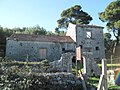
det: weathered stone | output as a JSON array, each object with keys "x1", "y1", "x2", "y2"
[
  {"x1": 71, "y1": 81, "x2": 75, "y2": 84},
  {"x1": 49, "y1": 52, "x2": 74, "y2": 73},
  {"x1": 34, "y1": 72, "x2": 82, "y2": 89},
  {"x1": 76, "y1": 80, "x2": 81, "y2": 85},
  {"x1": 82, "y1": 52, "x2": 101, "y2": 76}
]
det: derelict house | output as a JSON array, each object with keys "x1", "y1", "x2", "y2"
[{"x1": 6, "y1": 23, "x2": 105, "y2": 62}]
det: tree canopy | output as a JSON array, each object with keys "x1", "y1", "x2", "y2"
[
  {"x1": 0, "y1": 25, "x2": 49, "y2": 37},
  {"x1": 99, "y1": 0, "x2": 120, "y2": 43},
  {"x1": 57, "y1": 5, "x2": 93, "y2": 29},
  {"x1": 104, "y1": 33, "x2": 115, "y2": 59},
  {"x1": 0, "y1": 25, "x2": 67, "y2": 37}
]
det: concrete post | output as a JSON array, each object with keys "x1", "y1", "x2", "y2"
[
  {"x1": 97, "y1": 59, "x2": 108, "y2": 90},
  {"x1": 83, "y1": 57, "x2": 87, "y2": 74}
]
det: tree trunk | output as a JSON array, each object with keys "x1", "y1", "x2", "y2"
[
  {"x1": 116, "y1": 36, "x2": 119, "y2": 44},
  {"x1": 118, "y1": 29, "x2": 120, "y2": 44},
  {"x1": 113, "y1": 30, "x2": 119, "y2": 44}
]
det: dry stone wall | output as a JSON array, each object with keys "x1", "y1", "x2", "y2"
[
  {"x1": 83, "y1": 53, "x2": 101, "y2": 76},
  {"x1": 50, "y1": 52, "x2": 74, "y2": 73},
  {"x1": 30, "y1": 72, "x2": 82, "y2": 90}
]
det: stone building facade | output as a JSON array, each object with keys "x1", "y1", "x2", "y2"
[
  {"x1": 6, "y1": 34, "x2": 75, "y2": 61},
  {"x1": 66, "y1": 23, "x2": 105, "y2": 61},
  {"x1": 66, "y1": 23, "x2": 105, "y2": 76},
  {"x1": 6, "y1": 23, "x2": 105, "y2": 63}
]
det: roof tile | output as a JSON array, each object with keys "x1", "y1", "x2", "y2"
[{"x1": 8, "y1": 34, "x2": 74, "y2": 43}]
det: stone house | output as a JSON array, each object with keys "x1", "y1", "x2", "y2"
[
  {"x1": 6, "y1": 23, "x2": 105, "y2": 62},
  {"x1": 66, "y1": 23, "x2": 105, "y2": 75},
  {"x1": 66, "y1": 23, "x2": 105, "y2": 61},
  {"x1": 6, "y1": 34, "x2": 75, "y2": 61}
]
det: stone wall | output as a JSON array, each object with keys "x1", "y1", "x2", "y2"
[
  {"x1": 50, "y1": 52, "x2": 74, "y2": 73},
  {"x1": 6, "y1": 40, "x2": 75, "y2": 61},
  {"x1": 67, "y1": 23, "x2": 105, "y2": 61},
  {"x1": 83, "y1": 52, "x2": 101, "y2": 76},
  {"x1": 38, "y1": 72, "x2": 81, "y2": 85},
  {"x1": 22, "y1": 72, "x2": 82, "y2": 90},
  {"x1": 0, "y1": 60, "x2": 82, "y2": 90},
  {"x1": 76, "y1": 26, "x2": 105, "y2": 60}
]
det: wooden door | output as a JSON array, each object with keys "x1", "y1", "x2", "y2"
[{"x1": 39, "y1": 48, "x2": 46, "y2": 59}]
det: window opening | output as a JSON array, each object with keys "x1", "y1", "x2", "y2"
[
  {"x1": 96, "y1": 47, "x2": 99, "y2": 50},
  {"x1": 86, "y1": 31, "x2": 92, "y2": 38},
  {"x1": 62, "y1": 48, "x2": 65, "y2": 51}
]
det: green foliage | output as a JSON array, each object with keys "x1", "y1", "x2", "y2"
[
  {"x1": 87, "y1": 77, "x2": 99, "y2": 88},
  {"x1": 0, "y1": 25, "x2": 48, "y2": 37},
  {"x1": 46, "y1": 31, "x2": 55, "y2": 35},
  {"x1": 54, "y1": 27, "x2": 66, "y2": 36},
  {"x1": 57, "y1": 5, "x2": 93, "y2": 29},
  {"x1": 40, "y1": 59, "x2": 51, "y2": 72},
  {"x1": 99, "y1": 0, "x2": 120, "y2": 42},
  {"x1": 0, "y1": 24, "x2": 67, "y2": 38},
  {"x1": 41, "y1": 59, "x2": 49, "y2": 64},
  {"x1": 98, "y1": 64, "x2": 120, "y2": 68},
  {"x1": 109, "y1": 85, "x2": 120, "y2": 90},
  {"x1": 86, "y1": 76, "x2": 120, "y2": 90},
  {"x1": 104, "y1": 33, "x2": 115, "y2": 59},
  {"x1": 24, "y1": 25, "x2": 47, "y2": 35}
]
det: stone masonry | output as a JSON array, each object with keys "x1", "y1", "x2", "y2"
[
  {"x1": 50, "y1": 52, "x2": 74, "y2": 73},
  {"x1": 83, "y1": 52, "x2": 101, "y2": 76}
]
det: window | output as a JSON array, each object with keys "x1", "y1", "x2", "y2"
[
  {"x1": 79, "y1": 45, "x2": 83, "y2": 49},
  {"x1": 96, "y1": 47, "x2": 99, "y2": 50},
  {"x1": 62, "y1": 48, "x2": 65, "y2": 51},
  {"x1": 86, "y1": 31, "x2": 92, "y2": 38},
  {"x1": 88, "y1": 49, "x2": 91, "y2": 52},
  {"x1": 39, "y1": 48, "x2": 47, "y2": 59},
  {"x1": 9, "y1": 52, "x2": 11, "y2": 54},
  {"x1": 20, "y1": 43, "x2": 22, "y2": 46},
  {"x1": 72, "y1": 56, "x2": 76, "y2": 63}
]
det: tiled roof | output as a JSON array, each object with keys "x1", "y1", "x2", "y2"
[{"x1": 8, "y1": 34, "x2": 74, "y2": 43}]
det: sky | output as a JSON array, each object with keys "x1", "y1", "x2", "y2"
[{"x1": 0, "y1": 0, "x2": 113, "y2": 32}]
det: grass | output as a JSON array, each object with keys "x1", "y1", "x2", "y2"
[
  {"x1": 87, "y1": 77, "x2": 120, "y2": 90},
  {"x1": 98, "y1": 64, "x2": 120, "y2": 67},
  {"x1": 87, "y1": 77, "x2": 99, "y2": 87},
  {"x1": 0, "y1": 60, "x2": 43, "y2": 66},
  {"x1": 108, "y1": 85, "x2": 120, "y2": 90},
  {"x1": 98, "y1": 64, "x2": 120, "y2": 70}
]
